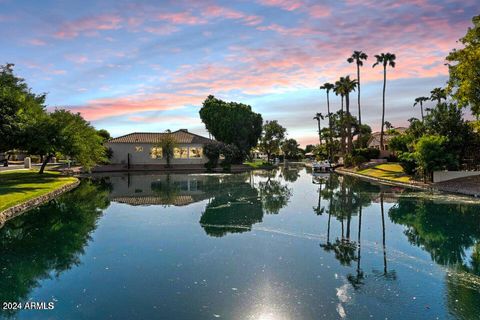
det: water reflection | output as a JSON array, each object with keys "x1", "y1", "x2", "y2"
[
  {"x1": 1, "y1": 168, "x2": 480, "y2": 319},
  {"x1": 0, "y1": 179, "x2": 110, "y2": 318}
]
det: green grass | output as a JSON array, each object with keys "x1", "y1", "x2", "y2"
[
  {"x1": 356, "y1": 163, "x2": 412, "y2": 183},
  {"x1": 0, "y1": 170, "x2": 78, "y2": 212},
  {"x1": 244, "y1": 160, "x2": 275, "y2": 169}
]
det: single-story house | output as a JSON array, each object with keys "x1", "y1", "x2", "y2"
[
  {"x1": 367, "y1": 127, "x2": 407, "y2": 151},
  {"x1": 106, "y1": 129, "x2": 214, "y2": 166}
]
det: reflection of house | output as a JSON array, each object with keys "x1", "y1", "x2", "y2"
[
  {"x1": 106, "y1": 129, "x2": 214, "y2": 166},
  {"x1": 107, "y1": 173, "x2": 212, "y2": 206},
  {"x1": 367, "y1": 127, "x2": 407, "y2": 152}
]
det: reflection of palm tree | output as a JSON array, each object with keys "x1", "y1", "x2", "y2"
[
  {"x1": 376, "y1": 192, "x2": 396, "y2": 280},
  {"x1": 347, "y1": 204, "x2": 364, "y2": 289},
  {"x1": 313, "y1": 179, "x2": 325, "y2": 215}
]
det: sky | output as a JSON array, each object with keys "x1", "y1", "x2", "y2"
[{"x1": 1, "y1": 0, "x2": 479, "y2": 146}]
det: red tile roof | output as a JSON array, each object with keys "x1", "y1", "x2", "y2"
[{"x1": 107, "y1": 130, "x2": 214, "y2": 144}]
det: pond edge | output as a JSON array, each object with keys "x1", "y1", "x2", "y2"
[{"x1": 0, "y1": 179, "x2": 80, "y2": 228}]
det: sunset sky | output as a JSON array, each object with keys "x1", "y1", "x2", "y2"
[{"x1": 1, "y1": 0, "x2": 478, "y2": 146}]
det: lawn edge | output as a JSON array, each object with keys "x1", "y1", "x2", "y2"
[
  {"x1": 335, "y1": 167, "x2": 430, "y2": 190},
  {"x1": 0, "y1": 178, "x2": 80, "y2": 228}
]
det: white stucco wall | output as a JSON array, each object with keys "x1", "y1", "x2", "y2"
[
  {"x1": 433, "y1": 171, "x2": 480, "y2": 183},
  {"x1": 106, "y1": 143, "x2": 208, "y2": 165}
]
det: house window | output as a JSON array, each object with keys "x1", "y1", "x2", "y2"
[
  {"x1": 174, "y1": 147, "x2": 188, "y2": 159},
  {"x1": 135, "y1": 146, "x2": 143, "y2": 152},
  {"x1": 150, "y1": 147, "x2": 163, "y2": 159},
  {"x1": 189, "y1": 147, "x2": 203, "y2": 158}
]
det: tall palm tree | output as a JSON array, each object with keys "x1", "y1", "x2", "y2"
[
  {"x1": 430, "y1": 87, "x2": 447, "y2": 105},
  {"x1": 347, "y1": 51, "x2": 368, "y2": 146},
  {"x1": 313, "y1": 112, "x2": 324, "y2": 145},
  {"x1": 320, "y1": 82, "x2": 335, "y2": 160},
  {"x1": 373, "y1": 53, "x2": 396, "y2": 151},
  {"x1": 413, "y1": 96, "x2": 429, "y2": 122},
  {"x1": 337, "y1": 76, "x2": 358, "y2": 154},
  {"x1": 334, "y1": 78, "x2": 346, "y2": 155}
]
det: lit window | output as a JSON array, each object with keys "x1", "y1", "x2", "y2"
[
  {"x1": 150, "y1": 147, "x2": 163, "y2": 159},
  {"x1": 135, "y1": 146, "x2": 143, "y2": 152},
  {"x1": 174, "y1": 147, "x2": 188, "y2": 159},
  {"x1": 189, "y1": 147, "x2": 203, "y2": 158}
]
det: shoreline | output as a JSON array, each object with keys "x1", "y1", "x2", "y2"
[
  {"x1": 335, "y1": 167, "x2": 480, "y2": 199},
  {"x1": 0, "y1": 179, "x2": 80, "y2": 228}
]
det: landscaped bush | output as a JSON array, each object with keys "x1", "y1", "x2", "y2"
[
  {"x1": 204, "y1": 142, "x2": 223, "y2": 168},
  {"x1": 344, "y1": 154, "x2": 354, "y2": 167},
  {"x1": 353, "y1": 148, "x2": 380, "y2": 160},
  {"x1": 398, "y1": 152, "x2": 417, "y2": 175},
  {"x1": 221, "y1": 143, "x2": 240, "y2": 166},
  {"x1": 353, "y1": 155, "x2": 368, "y2": 167}
]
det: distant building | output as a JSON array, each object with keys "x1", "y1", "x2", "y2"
[
  {"x1": 367, "y1": 127, "x2": 407, "y2": 151},
  {"x1": 106, "y1": 129, "x2": 214, "y2": 166}
]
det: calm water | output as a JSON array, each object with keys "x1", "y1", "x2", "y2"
[{"x1": 1, "y1": 167, "x2": 480, "y2": 319}]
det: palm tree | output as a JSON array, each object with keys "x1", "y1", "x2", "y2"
[
  {"x1": 337, "y1": 76, "x2": 358, "y2": 154},
  {"x1": 413, "y1": 96, "x2": 429, "y2": 122},
  {"x1": 373, "y1": 53, "x2": 396, "y2": 151},
  {"x1": 334, "y1": 78, "x2": 346, "y2": 155},
  {"x1": 313, "y1": 112, "x2": 324, "y2": 145},
  {"x1": 347, "y1": 51, "x2": 368, "y2": 146},
  {"x1": 320, "y1": 82, "x2": 335, "y2": 161},
  {"x1": 430, "y1": 87, "x2": 447, "y2": 105}
]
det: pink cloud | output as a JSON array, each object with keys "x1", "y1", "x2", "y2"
[
  {"x1": 55, "y1": 14, "x2": 122, "y2": 39},
  {"x1": 258, "y1": 0, "x2": 304, "y2": 11},
  {"x1": 64, "y1": 54, "x2": 89, "y2": 64},
  {"x1": 26, "y1": 38, "x2": 47, "y2": 46},
  {"x1": 156, "y1": 11, "x2": 206, "y2": 25},
  {"x1": 204, "y1": 5, "x2": 263, "y2": 26},
  {"x1": 71, "y1": 93, "x2": 203, "y2": 121},
  {"x1": 144, "y1": 25, "x2": 179, "y2": 35}
]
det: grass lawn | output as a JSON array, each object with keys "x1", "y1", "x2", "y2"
[
  {"x1": 356, "y1": 163, "x2": 412, "y2": 183},
  {"x1": 244, "y1": 160, "x2": 275, "y2": 169},
  {"x1": 0, "y1": 170, "x2": 78, "y2": 212}
]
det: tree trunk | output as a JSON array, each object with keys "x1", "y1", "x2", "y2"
[
  {"x1": 3, "y1": 154, "x2": 10, "y2": 167},
  {"x1": 420, "y1": 102, "x2": 424, "y2": 122},
  {"x1": 317, "y1": 119, "x2": 322, "y2": 146},
  {"x1": 346, "y1": 93, "x2": 353, "y2": 154},
  {"x1": 357, "y1": 63, "x2": 362, "y2": 147},
  {"x1": 341, "y1": 96, "x2": 346, "y2": 155},
  {"x1": 357, "y1": 205, "x2": 362, "y2": 274},
  {"x1": 327, "y1": 92, "x2": 333, "y2": 162},
  {"x1": 380, "y1": 66, "x2": 387, "y2": 150},
  {"x1": 39, "y1": 154, "x2": 52, "y2": 174}
]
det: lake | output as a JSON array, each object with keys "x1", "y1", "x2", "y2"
[{"x1": 1, "y1": 167, "x2": 480, "y2": 319}]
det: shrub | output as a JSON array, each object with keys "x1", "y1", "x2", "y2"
[
  {"x1": 204, "y1": 142, "x2": 223, "y2": 168},
  {"x1": 353, "y1": 148, "x2": 380, "y2": 160},
  {"x1": 398, "y1": 152, "x2": 417, "y2": 175},
  {"x1": 221, "y1": 143, "x2": 240, "y2": 165},
  {"x1": 353, "y1": 155, "x2": 368, "y2": 167},
  {"x1": 344, "y1": 154, "x2": 354, "y2": 167}
]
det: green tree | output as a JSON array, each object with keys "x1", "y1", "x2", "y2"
[
  {"x1": 281, "y1": 138, "x2": 300, "y2": 160},
  {"x1": 334, "y1": 78, "x2": 347, "y2": 155},
  {"x1": 0, "y1": 63, "x2": 46, "y2": 165},
  {"x1": 337, "y1": 76, "x2": 358, "y2": 154},
  {"x1": 373, "y1": 53, "x2": 396, "y2": 150},
  {"x1": 97, "y1": 129, "x2": 111, "y2": 142},
  {"x1": 26, "y1": 110, "x2": 106, "y2": 173},
  {"x1": 424, "y1": 102, "x2": 477, "y2": 167},
  {"x1": 199, "y1": 95, "x2": 262, "y2": 161},
  {"x1": 156, "y1": 130, "x2": 178, "y2": 168},
  {"x1": 446, "y1": 15, "x2": 480, "y2": 119},
  {"x1": 320, "y1": 82, "x2": 335, "y2": 160},
  {"x1": 347, "y1": 51, "x2": 368, "y2": 145},
  {"x1": 258, "y1": 120, "x2": 286, "y2": 163},
  {"x1": 430, "y1": 87, "x2": 447, "y2": 105},
  {"x1": 414, "y1": 135, "x2": 456, "y2": 182},
  {"x1": 313, "y1": 112, "x2": 324, "y2": 145},
  {"x1": 413, "y1": 96, "x2": 429, "y2": 122}
]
